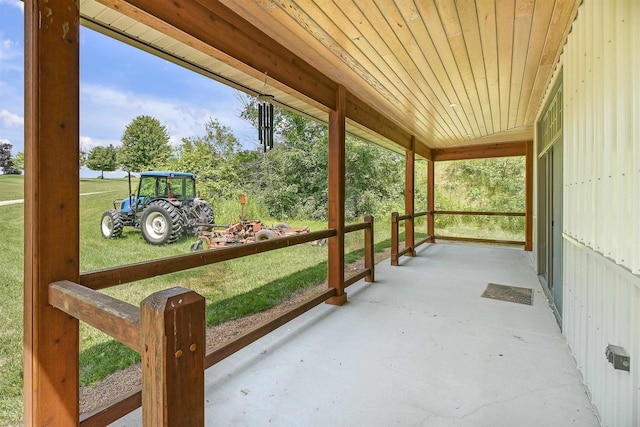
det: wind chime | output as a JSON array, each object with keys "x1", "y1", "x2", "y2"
[
  {"x1": 258, "y1": 72, "x2": 275, "y2": 152},
  {"x1": 258, "y1": 99, "x2": 274, "y2": 152}
]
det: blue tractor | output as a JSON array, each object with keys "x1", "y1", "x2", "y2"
[{"x1": 100, "y1": 171, "x2": 214, "y2": 245}]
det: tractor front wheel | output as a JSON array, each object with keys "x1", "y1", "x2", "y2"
[
  {"x1": 101, "y1": 210, "x2": 124, "y2": 239},
  {"x1": 141, "y1": 201, "x2": 183, "y2": 245}
]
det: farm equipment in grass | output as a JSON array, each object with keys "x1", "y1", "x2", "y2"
[
  {"x1": 100, "y1": 171, "x2": 214, "y2": 245},
  {"x1": 190, "y1": 194, "x2": 320, "y2": 251}
]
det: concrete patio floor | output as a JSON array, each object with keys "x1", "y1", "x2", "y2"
[{"x1": 112, "y1": 243, "x2": 600, "y2": 426}]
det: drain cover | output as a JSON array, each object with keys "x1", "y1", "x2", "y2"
[{"x1": 482, "y1": 283, "x2": 533, "y2": 306}]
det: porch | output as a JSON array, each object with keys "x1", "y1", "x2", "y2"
[{"x1": 111, "y1": 243, "x2": 599, "y2": 426}]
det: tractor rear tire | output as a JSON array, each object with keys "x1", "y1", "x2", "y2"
[
  {"x1": 193, "y1": 201, "x2": 215, "y2": 232},
  {"x1": 255, "y1": 229, "x2": 277, "y2": 241},
  {"x1": 101, "y1": 210, "x2": 124, "y2": 239},
  {"x1": 141, "y1": 201, "x2": 183, "y2": 245}
]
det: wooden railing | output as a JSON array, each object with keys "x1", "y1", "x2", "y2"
[
  {"x1": 433, "y1": 210, "x2": 526, "y2": 246},
  {"x1": 391, "y1": 209, "x2": 525, "y2": 266},
  {"x1": 48, "y1": 218, "x2": 375, "y2": 426},
  {"x1": 391, "y1": 211, "x2": 432, "y2": 266}
]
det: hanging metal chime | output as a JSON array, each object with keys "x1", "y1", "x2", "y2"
[{"x1": 258, "y1": 101, "x2": 274, "y2": 152}]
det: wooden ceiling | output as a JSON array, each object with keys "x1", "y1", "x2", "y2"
[{"x1": 83, "y1": 0, "x2": 580, "y2": 154}]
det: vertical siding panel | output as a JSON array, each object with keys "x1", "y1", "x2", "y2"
[
  {"x1": 615, "y1": 1, "x2": 631, "y2": 268},
  {"x1": 602, "y1": 1, "x2": 616, "y2": 260},
  {"x1": 557, "y1": 1, "x2": 639, "y2": 425},
  {"x1": 592, "y1": 0, "x2": 604, "y2": 253},
  {"x1": 633, "y1": 0, "x2": 640, "y2": 276}
]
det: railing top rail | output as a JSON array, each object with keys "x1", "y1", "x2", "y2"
[
  {"x1": 80, "y1": 229, "x2": 336, "y2": 290},
  {"x1": 344, "y1": 221, "x2": 370, "y2": 233},
  {"x1": 434, "y1": 210, "x2": 525, "y2": 217}
]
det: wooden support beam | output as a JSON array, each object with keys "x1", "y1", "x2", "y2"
[
  {"x1": 431, "y1": 141, "x2": 527, "y2": 161},
  {"x1": 405, "y1": 142, "x2": 415, "y2": 256},
  {"x1": 427, "y1": 160, "x2": 435, "y2": 242},
  {"x1": 327, "y1": 85, "x2": 347, "y2": 305},
  {"x1": 141, "y1": 287, "x2": 205, "y2": 426},
  {"x1": 24, "y1": 0, "x2": 80, "y2": 424},
  {"x1": 100, "y1": 0, "x2": 337, "y2": 110},
  {"x1": 525, "y1": 140, "x2": 534, "y2": 251},
  {"x1": 96, "y1": 0, "x2": 434, "y2": 160}
]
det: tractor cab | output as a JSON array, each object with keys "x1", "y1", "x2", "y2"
[{"x1": 101, "y1": 171, "x2": 214, "y2": 245}]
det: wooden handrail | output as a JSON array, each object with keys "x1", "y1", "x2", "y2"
[
  {"x1": 435, "y1": 235, "x2": 525, "y2": 245},
  {"x1": 49, "y1": 281, "x2": 141, "y2": 352},
  {"x1": 77, "y1": 217, "x2": 378, "y2": 426},
  {"x1": 413, "y1": 211, "x2": 429, "y2": 218},
  {"x1": 206, "y1": 287, "x2": 336, "y2": 367},
  {"x1": 434, "y1": 210, "x2": 525, "y2": 217},
  {"x1": 344, "y1": 221, "x2": 370, "y2": 233},
  {"x1": 80, "y1": 229, "x2": 336, "y2": 290},
  {"x1": 344, "y1": 269, "x2": 371, "y2": 288}
]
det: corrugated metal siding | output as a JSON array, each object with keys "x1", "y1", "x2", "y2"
[
  {"x1": 564, "y1": 239, "x2": 640, "y2": 426},
  {"x1": 563, "y1": 0, "x2": 639, "y2": 275},
  {"x1": 560, "y1": 0, "x2": 640, "y2": 425}
]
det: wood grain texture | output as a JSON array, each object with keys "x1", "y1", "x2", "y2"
[
  {"x1": 327, "y1": 85, "x2": 347, "y2": 305},
  {"x1": 80, "y1": 229, "x2": 336, "y2": 290},
  {"x1": 364, "y1": 215, "x2": 375, "y2": 282},
  {"x1": 141, "y1": 287, "x2": 205, "y2": 426},
  {"x1": 432, "y1": 141, "x2": 527, "y2": 161},
  {"x1": 24, "y1": 0, "x2": 80, "y2": 424},
  {"x1": 83, "y1": 0, "x2": 580, "y2": 149},
  {"x1": 49, "y1": 281, "x2": 141, "y2": 352},
  {"x1": 405, "y1": 146, "x2": 415, "y2": 257}
]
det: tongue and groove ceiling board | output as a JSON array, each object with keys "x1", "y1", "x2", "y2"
[{"x1": 81, "y1": 0, "x2": 579, "y2": 153}]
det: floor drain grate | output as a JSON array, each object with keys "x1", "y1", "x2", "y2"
[{"x1": 481, "y1": 283, "x2": 533, "y2": 306}]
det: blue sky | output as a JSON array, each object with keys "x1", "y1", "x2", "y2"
[{"x1": 0, "y1": 1, "x2": 256, "y2": 176}]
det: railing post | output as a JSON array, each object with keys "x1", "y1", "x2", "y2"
[
  {"x1": 24, "y1": 1, "x2": 81, "y2": 424},
  {"x1": 391, "y1": 212, "x2": 399, "y2": 266},
  {"x1": 364, "y1": 215, "x2": 375, "y2": 282},
  {"x1": 327, "y1": 84, "x2": 347, "y2": 305},
  {"x1": 141, "y1": 287, "x2": 205, "y2": 426},
  {"x1": 405, "y1": 143, "x2": 416, "y2": 256},
  {"x1": 525, "y1": 140, "x2": 533, "y2": 251},
  {"x1": 427, "y1": 159, "x2": 435, "y2": 243}
]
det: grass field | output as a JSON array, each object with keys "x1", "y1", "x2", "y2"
[{"x1": 0, "y1": 175, "x2": 396, "y2": 426}]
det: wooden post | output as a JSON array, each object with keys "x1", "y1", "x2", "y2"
[
  {"x1": 427, "y1": 160, "x2": 435, "y2": 242},
  {"x1": 525, "y1": 140, "x2": 533, "y2": 251},
  {"x1": 327, "y1": 84, "x2": 347, "y2": 305},
  {"x1": 391, "y1": 212, "x2": 399, "y2": 266},
  {"x1": 141, "y1": 287, "x2": 205, "y2": 426},
  {"x1": 24, "y1": 0, "x2": 80, "y2": 424},
  {"x1": 405, "y1": 141, "x2": 415, "y2": 256},
  {"x1": 364, "y1": 215, "x2": 375, "y2": 282}
]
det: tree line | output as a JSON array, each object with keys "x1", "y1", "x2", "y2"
[{"x1": 2, "y1": 98, "x2": 525, "y2": 230}]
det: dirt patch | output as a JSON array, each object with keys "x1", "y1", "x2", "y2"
[{"x1": 79, "y1": 248, "x2": 391, "y2": 414}]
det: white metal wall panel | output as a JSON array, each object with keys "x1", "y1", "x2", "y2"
[
  {"x1": 563, "y1": 0, "x2": 639, "y2": 274},
  {"x1": 559, "y1": 1, "x2": 640, "y2": 425},
  {"x1": 564, "y1": 239, "x2": 640, "y2": 426}
]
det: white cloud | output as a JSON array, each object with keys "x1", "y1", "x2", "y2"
[
  {"x1": 80, "y1": 83, "x2": 253, "y2": 148},
  {"x1": 79, "y1": 136, "x2": 120, "y2": 152},
  {"x1": 0, "y1": 0, "x2": 24, "y2": 11},
  {"x1": 0, "y1": 109, "x2": 23, "y2": 127}
]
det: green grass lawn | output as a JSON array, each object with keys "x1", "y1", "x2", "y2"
[{"x1": 0, "y1": 175, "x2": 395, "y2": 425}]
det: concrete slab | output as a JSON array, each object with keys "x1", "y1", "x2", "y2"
[{"x1": 111, "y1": 243, "x2": 600, "y2": 426}]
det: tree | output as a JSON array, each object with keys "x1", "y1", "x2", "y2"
[
  {"x1": 13, "y1": 152, "x2": 24, "y2": 172},
  {"x1": 167, "y1": 119, "x2": 243, "y2": 200},
  {"x1": 86, "y1": 145, "x2": 118, "y2": 179},
  {"x1": 238, "y1": 95, "x2": 405, "y2": 220},
  {"x1": 0, "y1": 141, "x2": 17, "y2": 174},
  {"x1": 118, "y1": 115, "x2": 171, "y2": 172}
]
